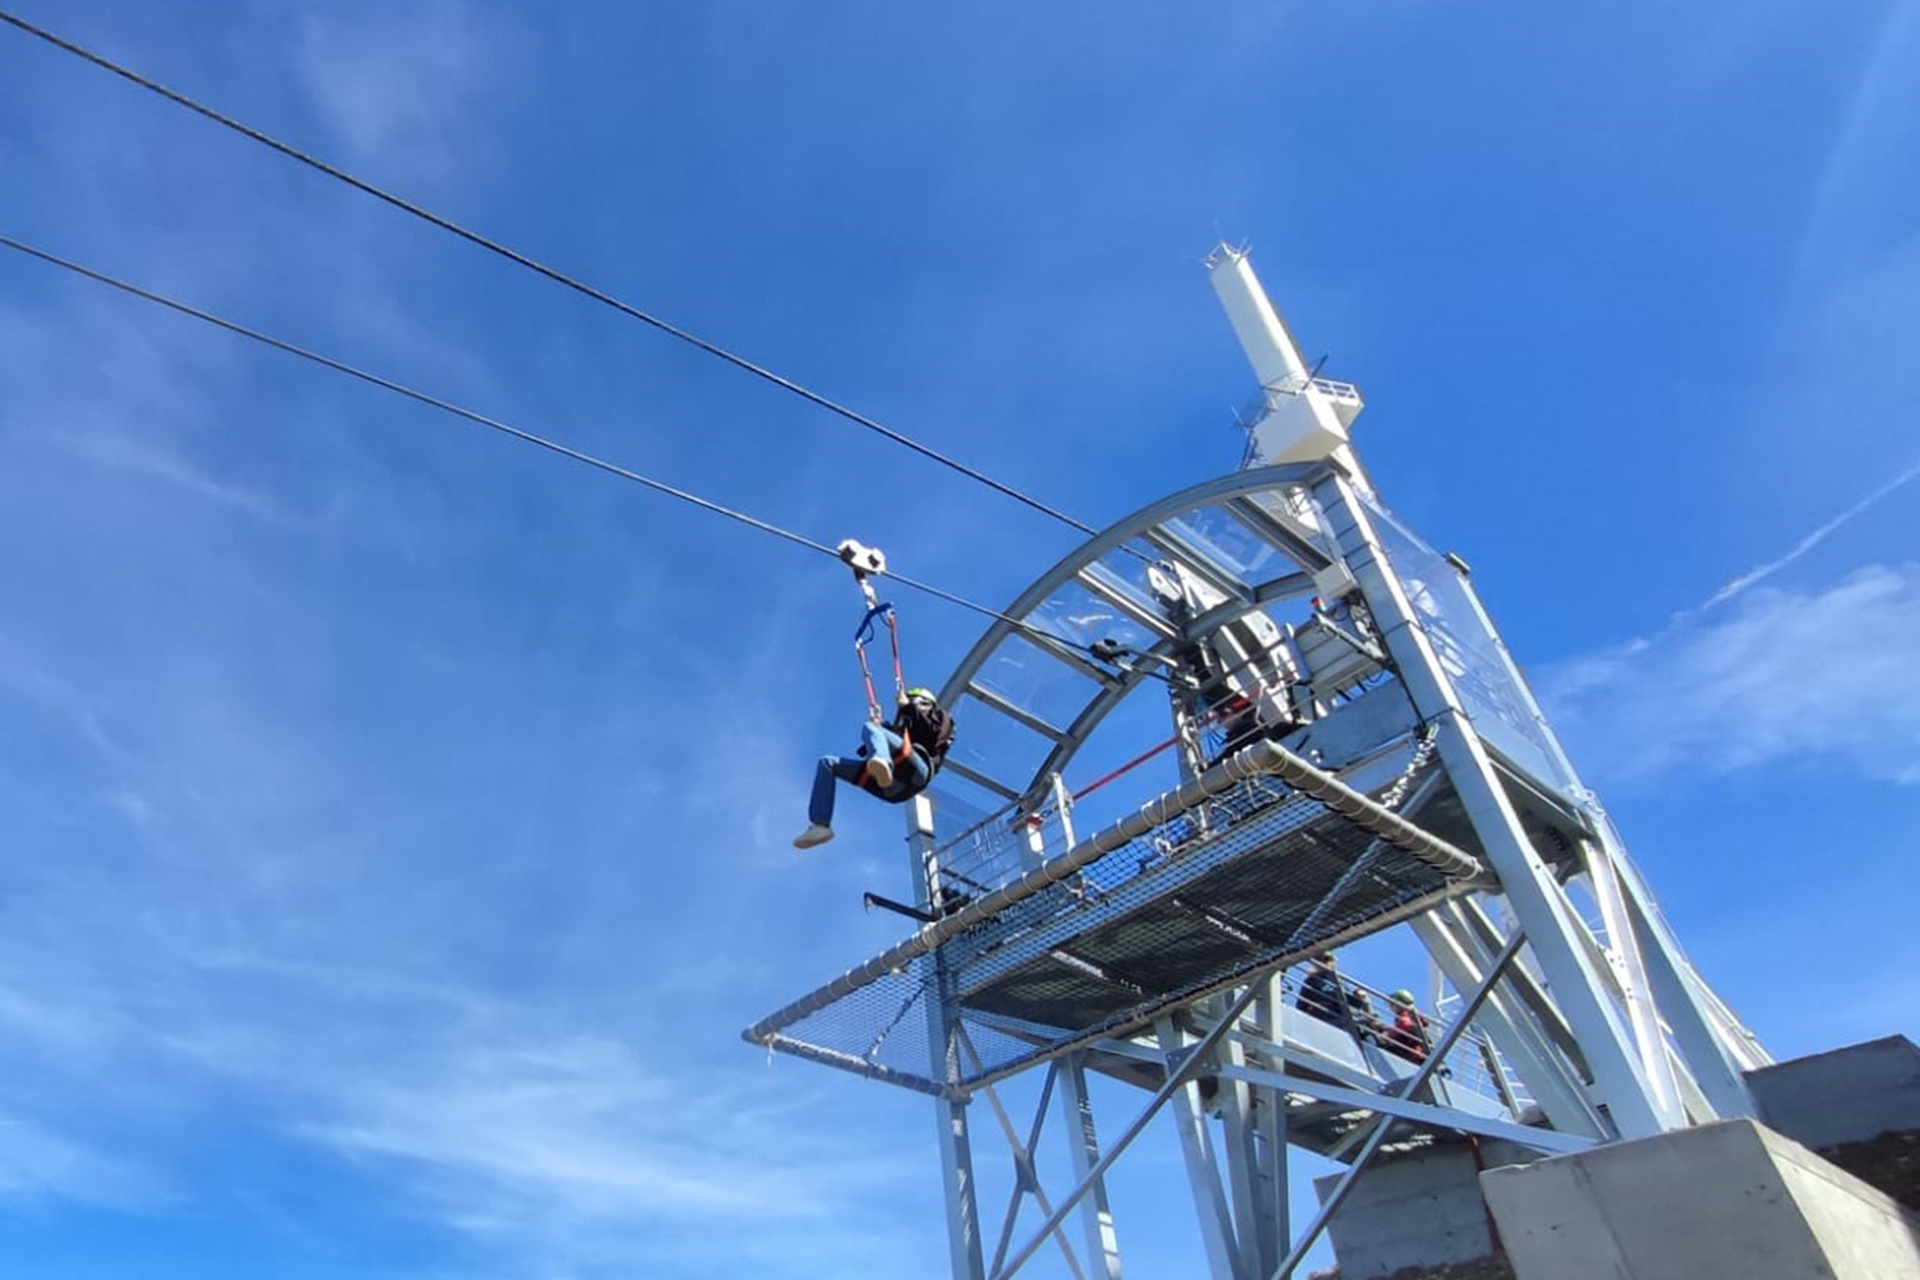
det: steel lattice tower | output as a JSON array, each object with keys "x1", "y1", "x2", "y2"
[{"x1": 747, "y1": 246, "x2": 1769, "y2": 1280}]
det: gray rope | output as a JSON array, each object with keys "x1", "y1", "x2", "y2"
[
  {"x1": 0, "y1": 7, "x2": 1100, "y2": 538},
  {"x1": 0, "y1": 233, "x2": 835, "y2": 561},
  {"x1": 0, "y1": 232, "x2": 1158, "y2": 676}
]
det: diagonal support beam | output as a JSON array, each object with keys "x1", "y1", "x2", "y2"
[
  {"x1": 990, "y1": 979, "x2": 1267, "y2": 1280},
  {"x1": 1413, "y1": 907, "x2": 1605, "y2": 1139},
  {"x1": 1210, "y1": 1066, "x2": 1593, "y2": 1155},
  {"x1": 1269, "y1": 932, "x2": 1526, "y2": 1280},
  {"x1": 958, "y1": 1037, "x2": 1088, "y2": 1280}
]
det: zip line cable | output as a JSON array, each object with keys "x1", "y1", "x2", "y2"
[
  {"x1": 0, "y1": 232, "x2": 1170, "y2": 686},
  {"x1": 0, "y1": 7, "x2": 1100, "y2": 539}
]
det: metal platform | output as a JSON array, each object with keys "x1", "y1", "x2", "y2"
[
  {"x1": 746, "y1": 737, "x2": 1489, "y2": 1099},
  {"x1": 744, "y1": 464, "x2": 1603, "y2": 1104}
]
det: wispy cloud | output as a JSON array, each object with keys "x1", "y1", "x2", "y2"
[
  {"x1": 1541, "y1": 459, "x2": 1920, "y2": 712},
  {"x1": 1543, "y1": 564, "x2": 1920, "y2": 787},
  {"x1": 0, "y1": 808, "x2": 924, "y2": 1270},
  {"x1": 294, "y1": 0, "x2": 492, "y2": 175},
  {"x1": 0, "y1": 1116, "x2": 171, "y2": 1212},
  {"x1": 62, "y1": 428, "x2": 296, "y2": 527},
  {"x1": 294, "y1": 1033, "x2": 885, "y2": 1225},
  {"x1": 0, "y1": 487, "x2": 924, "y2": 1273}
]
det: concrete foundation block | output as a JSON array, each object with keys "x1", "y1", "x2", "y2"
[
  {"x1": 1315, "y1": 1145, "x2": 1501, "y2": 1279},
  {"x1": 1748, "y1": 1035, "x2": 1920, "y2": 1209},
  {"x1": 1479, "y1": 1119, "x2": 1920, "y2": 1280}
]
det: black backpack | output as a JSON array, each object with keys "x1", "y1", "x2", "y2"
[{"x1": 900, "y1": 694, "x2": 956, "y2": 768}]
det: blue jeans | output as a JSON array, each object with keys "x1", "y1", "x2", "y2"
[{"x1": 809, "y1": 721, "x2": 933, "y2": 826}]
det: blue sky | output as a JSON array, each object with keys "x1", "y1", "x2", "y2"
[{"x1": 1, "y1": 2, "x2": 1917, "y2": 1277}]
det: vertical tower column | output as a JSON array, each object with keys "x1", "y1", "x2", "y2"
[
  {"x1": 1055, "y1": 1052, "x2": 1125, "y2": 1280},
  {"x1": 908, "y1": 794, "x2": 987, "y2": 1280},
  {"x1": 1156, "y1": 1015, "x2": 1247, "y2": 1280},
  {"x1": 1314, "y1": 470, "x2": 1683, "y2": 1139}
]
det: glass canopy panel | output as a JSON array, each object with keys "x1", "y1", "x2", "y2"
[
  {"x1": 1164, "y1": 503, "x2": 1291, "y2": 583},
  {"x1": 946, "y1": 691, "x2": 1059, "y2": 794},
  {"x1": 1025, "y1": 580, "x2": 1161, "y2": 656},
  {"x1": 1240, "y1": 487, "x2": 1335, "y2": 559},
  {"x1": 970, "y1": 634, "x2": 1101, "y2": 735},
  {"x1": 1094, "y1": 536, "x2": 1241, "y2": 620},
  {"x1": 928, "y1": 769, "x2": 1015, "y2": 842},
  {"x1": 1359, "y1": 493, "x2": 1576, "y2": 795}
]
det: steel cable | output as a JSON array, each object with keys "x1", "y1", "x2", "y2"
[
  {"x1": 0, "y1": 7, "x2": 1100, "y2": 537},
  {"x1": 0, "y1": 232, "x2": 1165, "y2": 682}
]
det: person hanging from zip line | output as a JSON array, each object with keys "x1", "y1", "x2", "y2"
[
  {"x1": 794, "y1": 541, "x2": 957, "y2": 850},
  {"x1": 794, "y1": 684, "x2": 956, "y2": 849}
]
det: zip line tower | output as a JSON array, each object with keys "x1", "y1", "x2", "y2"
[{"x1": 747, "y1": 245, "x2": 1774, "y2": 1280}]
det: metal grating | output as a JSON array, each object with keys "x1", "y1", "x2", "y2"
[{"x1": 751, "y1": 768, "x2": 1474, "y2": 1097}]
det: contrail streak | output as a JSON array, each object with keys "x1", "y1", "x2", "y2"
[
  {"x1": 1701, "y1": 459, "x2": 1920, "y2": 611},
  {"x1": 1543, "y1": 459, "x2": 1920, "y2": 711}
]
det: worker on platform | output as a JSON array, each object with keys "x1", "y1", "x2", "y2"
[
  {"x1": 794, "y1": 687, "x2": 955, "y2": 849},
  {"x1": 1296, "y1": 953, "x2": 1343, "y2": 1023},
  {"x1": 1297, "y1": 951, "x2": 1359, "y2": 1028},
  {"x1": 1385, "y1": 989, "x2": 1432, "y2": 1063},
  {"x1": 1296, "y1": 953, "x2": 1380, "y2": 1046}
]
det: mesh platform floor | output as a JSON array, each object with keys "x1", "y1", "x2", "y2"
[{"x1": 754, "y1": 773, "x2": 1476, "y2": 1095}]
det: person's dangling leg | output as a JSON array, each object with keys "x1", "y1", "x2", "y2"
[{"x1": 795, "y1": 751, "x2": 869, "y2": 849}]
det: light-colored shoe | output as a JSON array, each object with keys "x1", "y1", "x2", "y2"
[
  {"x1": 865, "y1": 755, "x2": 894, "y2": 789},
  {"x1": 793, "y1": 823, "x2": 834, "y2": 849}
]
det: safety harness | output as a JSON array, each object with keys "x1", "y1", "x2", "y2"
[
  {"x1": 842, "y1": 539, "x2": 906, "y2": 723},
  {"x1": 840, "y1": 538, "x2": 937, "y2": 795}
]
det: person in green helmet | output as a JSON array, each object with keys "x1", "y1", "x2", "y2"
[
  {"x1": 1385, "y1": 989, "x2": 1431, "y2": 1062},
  {"x1": 794, "y1": 687, "x2": 955, "y2": 849}
]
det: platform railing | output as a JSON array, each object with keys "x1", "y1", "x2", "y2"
[
  {"x1": 1282, "y1": 964, "x2": 1536, "y2": 1116},
  {"x1": 926, "y1": 774, "x2": 1079, "y2": 907},
  {"x1": 930, "y1": 766, "x2": 1312, "y2": 917},
  {"x1": 928, "y1": 724, "x2": 1198, "y2": 906}
]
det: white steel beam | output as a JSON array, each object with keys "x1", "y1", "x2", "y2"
[
  {"x1": 1578, "y1": 838, "x2": 1685, "y2": 1121},
  {"x1": 1415, "y1": 907, "x2": 1607, "y2": 1139},
  {"x1": 1619, "y1": 867, "x2": 1760, "y2": 1120},
  {"x1": 1588, "y1": 814, "x2": 1769, "y2": 1086},
  {"x1": 1208, "y1": 246, "x2": 1312, "y2": 390},
  {"x1": 1157, "y1": 1016, "x2": 1246, "y2": 1280},
  {"x1": 1206, "y1": 246, "x2": 1357, "y2": 471},
  {"x1": 1317, "y1": 471, "x2": 1677, "y2": 1138},
  {"x1": 1056, "y1": 1053, "x2": 1125, "y2": 1280}
]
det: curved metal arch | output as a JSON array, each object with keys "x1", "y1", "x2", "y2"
[{"x1": 936, "y1": 462, "x2": 1336, "y2": 808}]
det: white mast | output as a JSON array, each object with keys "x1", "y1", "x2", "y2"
[{"x1": 1207, "y1": 244, "x2": 1367, "y2": 481}]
